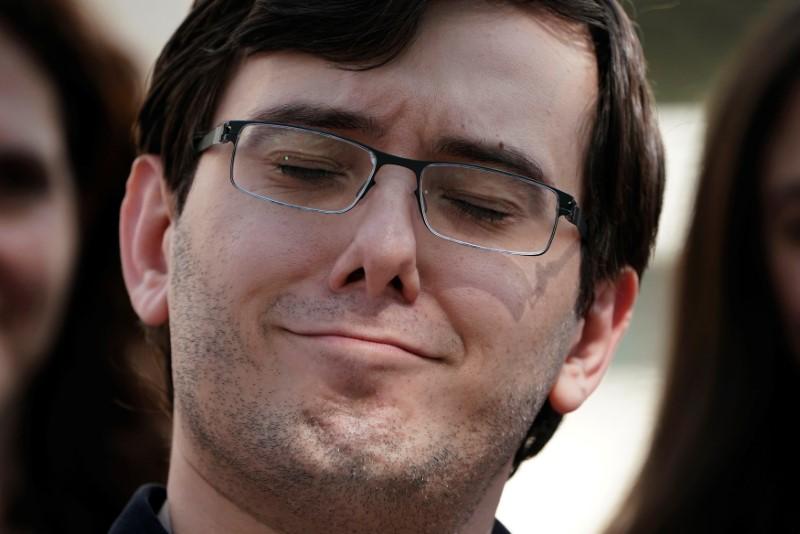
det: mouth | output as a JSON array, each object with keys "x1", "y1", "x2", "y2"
[{"x1": 281, "y1": 327, "x2": 441, "y2": 362}]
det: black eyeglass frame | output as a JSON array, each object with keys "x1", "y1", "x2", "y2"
[{"x1": 196, "y1": 120, "x2": 587, "y2": 256}]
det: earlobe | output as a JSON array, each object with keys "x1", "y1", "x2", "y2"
[
  {"x1": 119, "y1": 154, "x2": 174, "y2": 326},
  {"x1": 548, "y1": 267, "x2": 639, "y2": 414}
]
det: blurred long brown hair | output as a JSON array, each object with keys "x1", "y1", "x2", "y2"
[
  {"x1": 0, "y1": 0, "x2": 169, "y2": 531},
  {"x1": 607, "y1": 2, "x2": 800, "y2": 532}
]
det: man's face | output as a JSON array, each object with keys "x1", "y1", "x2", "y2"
[{"x1": 161, "y1": 2, "x2": 597, "y2": 531}]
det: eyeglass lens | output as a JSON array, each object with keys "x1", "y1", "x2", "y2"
[{"x1": 232, "y1": 123, "x2": 559, "y2": 254}]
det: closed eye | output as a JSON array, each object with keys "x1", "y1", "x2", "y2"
[
  {"x1": 445, "y1": 196, "x2": 510, "y2": 223},
  {"x1": 277, "y1": 164, "x2": 341, "y2": 182}
]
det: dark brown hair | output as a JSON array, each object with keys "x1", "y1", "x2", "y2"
[
  {"x1": 1, "y1": 0, "x2": 169, "y2": 531},
  {"x1": 607, "y1": 3, "x2": 800, "y2": 532},
  {"x1": 137, "y1": 0, "x2": 664, "y2": 469}
]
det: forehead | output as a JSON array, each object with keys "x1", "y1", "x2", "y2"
[{"x1": 214, "y1": 2, "x2": 597, "y2": 193}]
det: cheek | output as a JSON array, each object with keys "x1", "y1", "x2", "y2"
[
  {"x1": 186, "y1": 151, "x2": 357, "y2": 291},
  {"x1": 429, "y1": 238, "x2": 581, "y2": 346},
  {"x1": 421, "y1": 277, "x2": 577, "y2": 445},
  {"x1": 183, "y1": 189, "x2": 351, "y2": 309},
  {"x1": 427, "y1": 241, "x2": 581, "y2": 391}
]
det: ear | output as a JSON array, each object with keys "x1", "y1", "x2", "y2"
[
  {"x1": 548, "y1": 267, "x2": 639, "y2": 414},
  {"x1": 119, "y1": 154, "x2": 174, "y2": 326}
]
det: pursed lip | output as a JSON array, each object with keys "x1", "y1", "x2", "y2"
[{"x1": 281, "y1": 327, "x2": 442, "y2": 361}]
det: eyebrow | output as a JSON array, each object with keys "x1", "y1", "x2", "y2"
[
  {"x1": 248, "y1": 103, "x2": 386, "y2": 138},
  {"x1": 246, "y1": 102, "x2": 549, "y2": 184},
  {"x1": 435, "y1": 137, "x2": 549, "y2": 185}
]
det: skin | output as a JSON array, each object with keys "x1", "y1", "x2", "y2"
[
  {"x1": 764, "y1": 80, "x2": 800, "y2": 358},
  {"x1": 0, "y1": 28, "x2": 77, "y2": 412},
  {"x1": 122, "y1": 2, "x2": 638, "y2": 533}
]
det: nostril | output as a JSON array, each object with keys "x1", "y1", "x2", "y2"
[
  {"x1": 345, "y1": 267, "x2": 366, "y2": 285},
  {"x1": 390, "y1": 276, "x2": 403, "y2": 292}
]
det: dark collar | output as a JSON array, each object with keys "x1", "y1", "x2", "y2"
[
  {"x1": 493, "y1": 518, "x2": 512, "y2": 534},
  {"x1": 109, "y1": 484, "x2": 169, "y2": 534}
]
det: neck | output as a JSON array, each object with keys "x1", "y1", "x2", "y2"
[
  {"x1": 166, "y1": 426, "x2": 508, "y2": 534},
  {"x1": 167, "y1": 446, "x2": 279, "y2": 534}
]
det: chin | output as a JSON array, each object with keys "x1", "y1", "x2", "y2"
[{"x1": 295, "y1": 403, "x2": 422, "y2": 471}]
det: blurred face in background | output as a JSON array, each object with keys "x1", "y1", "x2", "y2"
[
  {"x1": 0, "y1": 27, "x2": 78, "y2": 410},
  {"x1": 764, "y1": 79, "x2": 800, "y2": 359}
]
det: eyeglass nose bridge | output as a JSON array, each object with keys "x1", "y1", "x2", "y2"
[{"x1": 357, "y1": 149, "x2": 430, "y2": 208}]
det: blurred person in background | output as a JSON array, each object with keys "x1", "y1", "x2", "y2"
[
  {"x1": 606, "y1": 2, "x2": 800, "y2": 532},
  {"x1": 0, "y1": 0, "x2": 168, "y2": 532}
]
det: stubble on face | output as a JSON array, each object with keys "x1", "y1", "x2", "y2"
[{"x1": 168, "y1": 220, "x2": 577, "y2": 533}]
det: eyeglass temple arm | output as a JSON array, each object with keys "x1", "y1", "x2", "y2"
[
  {"x1": 558, "y1": 194, "x2": 587, "y2": 240},
  {"x1": 195, "y1": 123, "x2": 236, "y2": 153}
]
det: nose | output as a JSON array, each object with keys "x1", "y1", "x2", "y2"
[{"x1": 328, "y1": 166, "x2": 421, "y2": 303}]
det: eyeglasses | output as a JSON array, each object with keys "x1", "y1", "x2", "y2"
[{"x1": 195, "y1": 121, "x2": 586, "y2": 256}]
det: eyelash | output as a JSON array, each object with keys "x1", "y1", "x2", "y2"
[
  {"x1": 278, "y1": 164, "x2": 339, "y2": 181},
  {"x1": 447, "y1": 197, "x2": 509, "y2": 223}
]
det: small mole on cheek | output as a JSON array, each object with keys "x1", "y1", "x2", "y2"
[{"x1": 498, "y1": 141, "x2": 505, "y2": 150}]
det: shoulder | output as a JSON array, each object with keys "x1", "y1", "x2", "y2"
[{"x1": 109, "y1": 484, "x2": 169, "y2": 534}]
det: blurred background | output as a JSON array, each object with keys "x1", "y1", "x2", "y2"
[{"x1": 72, "y1": 0, "x2": 779, "y2": 531}]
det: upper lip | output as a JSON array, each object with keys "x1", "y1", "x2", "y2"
[{"x1": 283, "y1": 327, "x2": 441, "y2": 360}]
